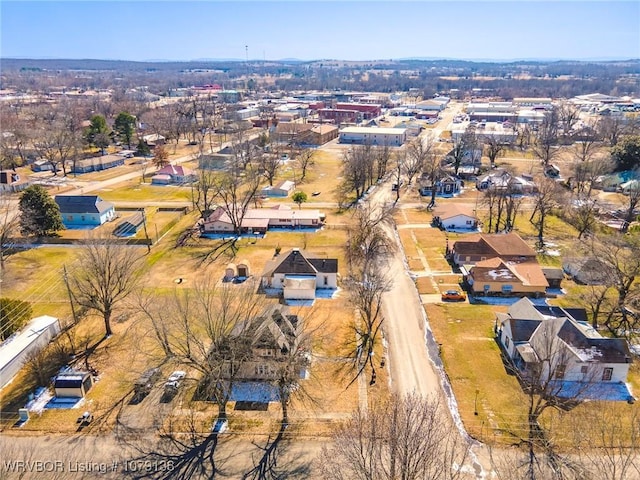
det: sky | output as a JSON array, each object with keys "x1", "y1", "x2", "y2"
[{"x1": 1, "y1": 1, "x2": 639, "y2": 62}]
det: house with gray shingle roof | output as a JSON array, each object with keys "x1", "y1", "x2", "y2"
[
  {"x1": 55, "y1": 195, "x2": 115, "y2": 227},
  {"x1": 497, "y1": 298, "x2": 634, "y2": 402},
  {"x1": 261, "y1": 248, "x2": 338, "y2": 300}
]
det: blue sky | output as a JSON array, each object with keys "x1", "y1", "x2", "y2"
[{"x1": 1, "y1": 1, "x2": 639, "y2": 61}]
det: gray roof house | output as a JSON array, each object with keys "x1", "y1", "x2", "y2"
[
  {"x1": 497, "y1": 298, "x2": 634, "y2": 402},
  {"x1": 55, "y1": 195, "x2": 116, "y2": 227},
  {"x1": 262, "y1": 248, "x2": 338, "y2": 300}
]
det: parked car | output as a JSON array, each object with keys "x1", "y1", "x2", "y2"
[
  {"x1": 133, "y1": 367, "x2": 161, "y2": 402},
  {"x1": 211, "y1": 418, "x2": 229, "y2": 434},
  {"x1": 164, "y1": 371, "x2": 186, "y2": 392},
  {"x1": 441, "y1": 290, "x2": 466, "y2": 302}
]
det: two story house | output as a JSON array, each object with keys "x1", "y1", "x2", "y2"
[{"x1": 497, "y1": 298, "x2": 634, "y2": 402}]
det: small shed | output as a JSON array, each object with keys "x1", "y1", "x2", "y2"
[
  {"x1": 542, "y1": 267, "x2": 564, "y2": 288},
  {"x1": 54, "y1": 371, "x2": 93, "y2": 398},
  {"x1": 113, "y1": 212, "x2": 145, "y2": 237},
  {"x1": 237, "y1": 260, "x2": 251, "y2": 278},
  {"x1": 225, "y1": 263, "x2": 237, "y2": 281}
]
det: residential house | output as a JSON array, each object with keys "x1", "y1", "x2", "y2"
[
  {"x1": 497, "y1": 298, "x2": 634, "y2": 402},
  {"x1": 450, "y1": 232, "x2": 537, "y2": 267},
  {"x1": 202, "y1": 205, "x2": 325, "y2": 234},
  {"x1": 30, "y1": 160, "x2": 56, "y2": 172},
  {"x1": 224, "y1": 306, "x2": 309, "y2": 382},
  {"x1": 151, "y1": 165, "x2": 197, "y2": 185},
  {"x1": 142, "y1": 134, "x2": 166, "y2": 147},
  {"x1": 261, "y1": 180, "x2": 295, "y2": 197},
  {"x1": 476, "y1": 170, "x2": 537, "y2": 194},
  {"x1": 55, "y1": 195, "x2": 116, "y2": 227},
  {"x1": 0, "y1": 170, "x2": 29, "y2": 192},
  {"x1": 467, "y1": 257, "x2": 548, "y2": 297},
  {"x1": 70, "y1": 154, "x2": 125, "y2": 174},
  {"x1": 419, "y1": 174, "x2": 463, "y2": 197},
  {"x1": 432, "y1": 204, "x2": 478, "y2": 231},
  {"x1": 262, "y1": 248, "x2": 338, "y2": 300}
]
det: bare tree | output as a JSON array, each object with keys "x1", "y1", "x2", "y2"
[
  {"x1": 139, "y1": 280, "x2": 268, "y2": 419},
  {"x1": 374, "y1": 142, "x2": 391, "y2": 181},
  {"x1": 529, "y1": 177, "x2": 563, "y2": 246},
  {"x1": 484, "y1": 134, "x2": 507, "y2": 169},
  {"x1": 405, "y1": 133, "x2": 435, "y2": 185},
  {"x1": 294, "y1": 147, "x2": 315, "y2": 183},
  {"x1": 531, "y1": 109, "x2": 560, "y2": 166},
  {"x1": 317, "y1": 393, "x2": 470, "y2": 480},
  {"x1": 32, "y1": 118, "x2": 76, "y2": 176},
  {"x1": 211, "y1": 167, "x2": 261, "y2": 234},
  {"x1": 558, "y1": 102, "x2": 580, "y2": 138},
  {"x1": 345, "y1": 201, "x2": 396, "y2": 272},
  {"x1": 598, "y1": 116, "x2": 625, "y2": 147},
  {"x1": 260, "y1": 153, "x2": 280, "y2": 186},
  {"x1": 587, "y1": 235, "x2": 640, "y2": 337},
  {"x1": 344, "y1": 266, "x2": 391, "y2": 387},
  {"x1": 341, "y1": 144, "x2": 372, "y2": 200},
  {"x1": 70, "y1": 239, "x2": 144, "y2": 337}
]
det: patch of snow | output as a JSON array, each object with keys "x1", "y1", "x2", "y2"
[
  {"x1": 576, "y1": 346, "x2": 604, "y2": 361},
  {"x1": 486, "y1": 269, "x2": 514, "y2": 280}
]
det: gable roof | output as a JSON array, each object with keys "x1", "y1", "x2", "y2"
[
  {"x1": 55, "y1": 195, "x2": 114, "y2": 214},
  {"x1": 454, "y1": 233, "x2": 536, "y2": 258},
  {"x1": 156, "y1": 165, "x2": 193, "y2": 176},
  {"x1": 471, "y1": 258, "x2": 548, "y2": 287},
  {"x1": 263, "y1": 248, "x2": 338, "y2": 277},
  {"x1": 502, "y1": 298, "x2": 633, "y2": 365},
  {"x1": 432, "y1": 203, "x2": 477, "y2": 220}
]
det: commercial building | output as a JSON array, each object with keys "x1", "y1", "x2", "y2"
[{"x1": 339, "y1": 127, "x2": 407, "y2": 146}]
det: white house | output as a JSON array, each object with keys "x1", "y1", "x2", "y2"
[
  {"x1": 497, "y1": 298, "x2": 634, "y2": 402},
  {"x1": 339, "y1": 127, "x2": 407, "y2": 146},
  {"x1": 262, "y1": 248, "x2": 338, "y2": 300},
  {"x1": 432, "y1": 204, "x2": 478, "y2": 231},
  {"x1": 151, "y1": 165, "x2": 197, "y2": 185},
  {"x1": 261, "y1": 180, "x2": 295, "y2": 197},
  {"x1": 202, "y1": 205, "x2": 324, "y2": 234}
]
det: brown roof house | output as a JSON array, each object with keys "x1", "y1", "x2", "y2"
[
  {"x1": 451, "y1": 232, "x2": 536, "y2": 267},
  {"x1": 262, "y1": 248, "x2": 338, "y2": 301},
  {"x1": 496, "y1": 298, "x2": 634, "y2": 402},
  {"x1": 467, "y1": 257, "x2": 548, "y2": 298}
]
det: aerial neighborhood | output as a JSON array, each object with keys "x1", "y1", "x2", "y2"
[{"x1": 1, "y1": 53, "x2": 640, "y2": 478}]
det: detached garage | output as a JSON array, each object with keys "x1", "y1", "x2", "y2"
[{"x1": 0, "y1": 316, "x2": 61, "y2": 389}]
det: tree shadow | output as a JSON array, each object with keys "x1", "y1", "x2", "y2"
[
  {"x1": 242, "y1": 422, "x2": 312, "y2": 480},
  {"x1": 119, "y1": 423, "x2": 228, "y2": 480}
]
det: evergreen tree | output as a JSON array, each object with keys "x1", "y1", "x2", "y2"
[
  {"x1": 114, "y1": 112, "x2": 136, "y2": 149},
  {"x1": 18, "y1": 185, "x2": 64, "y2": 237}
]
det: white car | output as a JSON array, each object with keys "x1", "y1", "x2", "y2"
[{"x1": 164, "y1": 371, "x2": 186, "y2": 389}]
